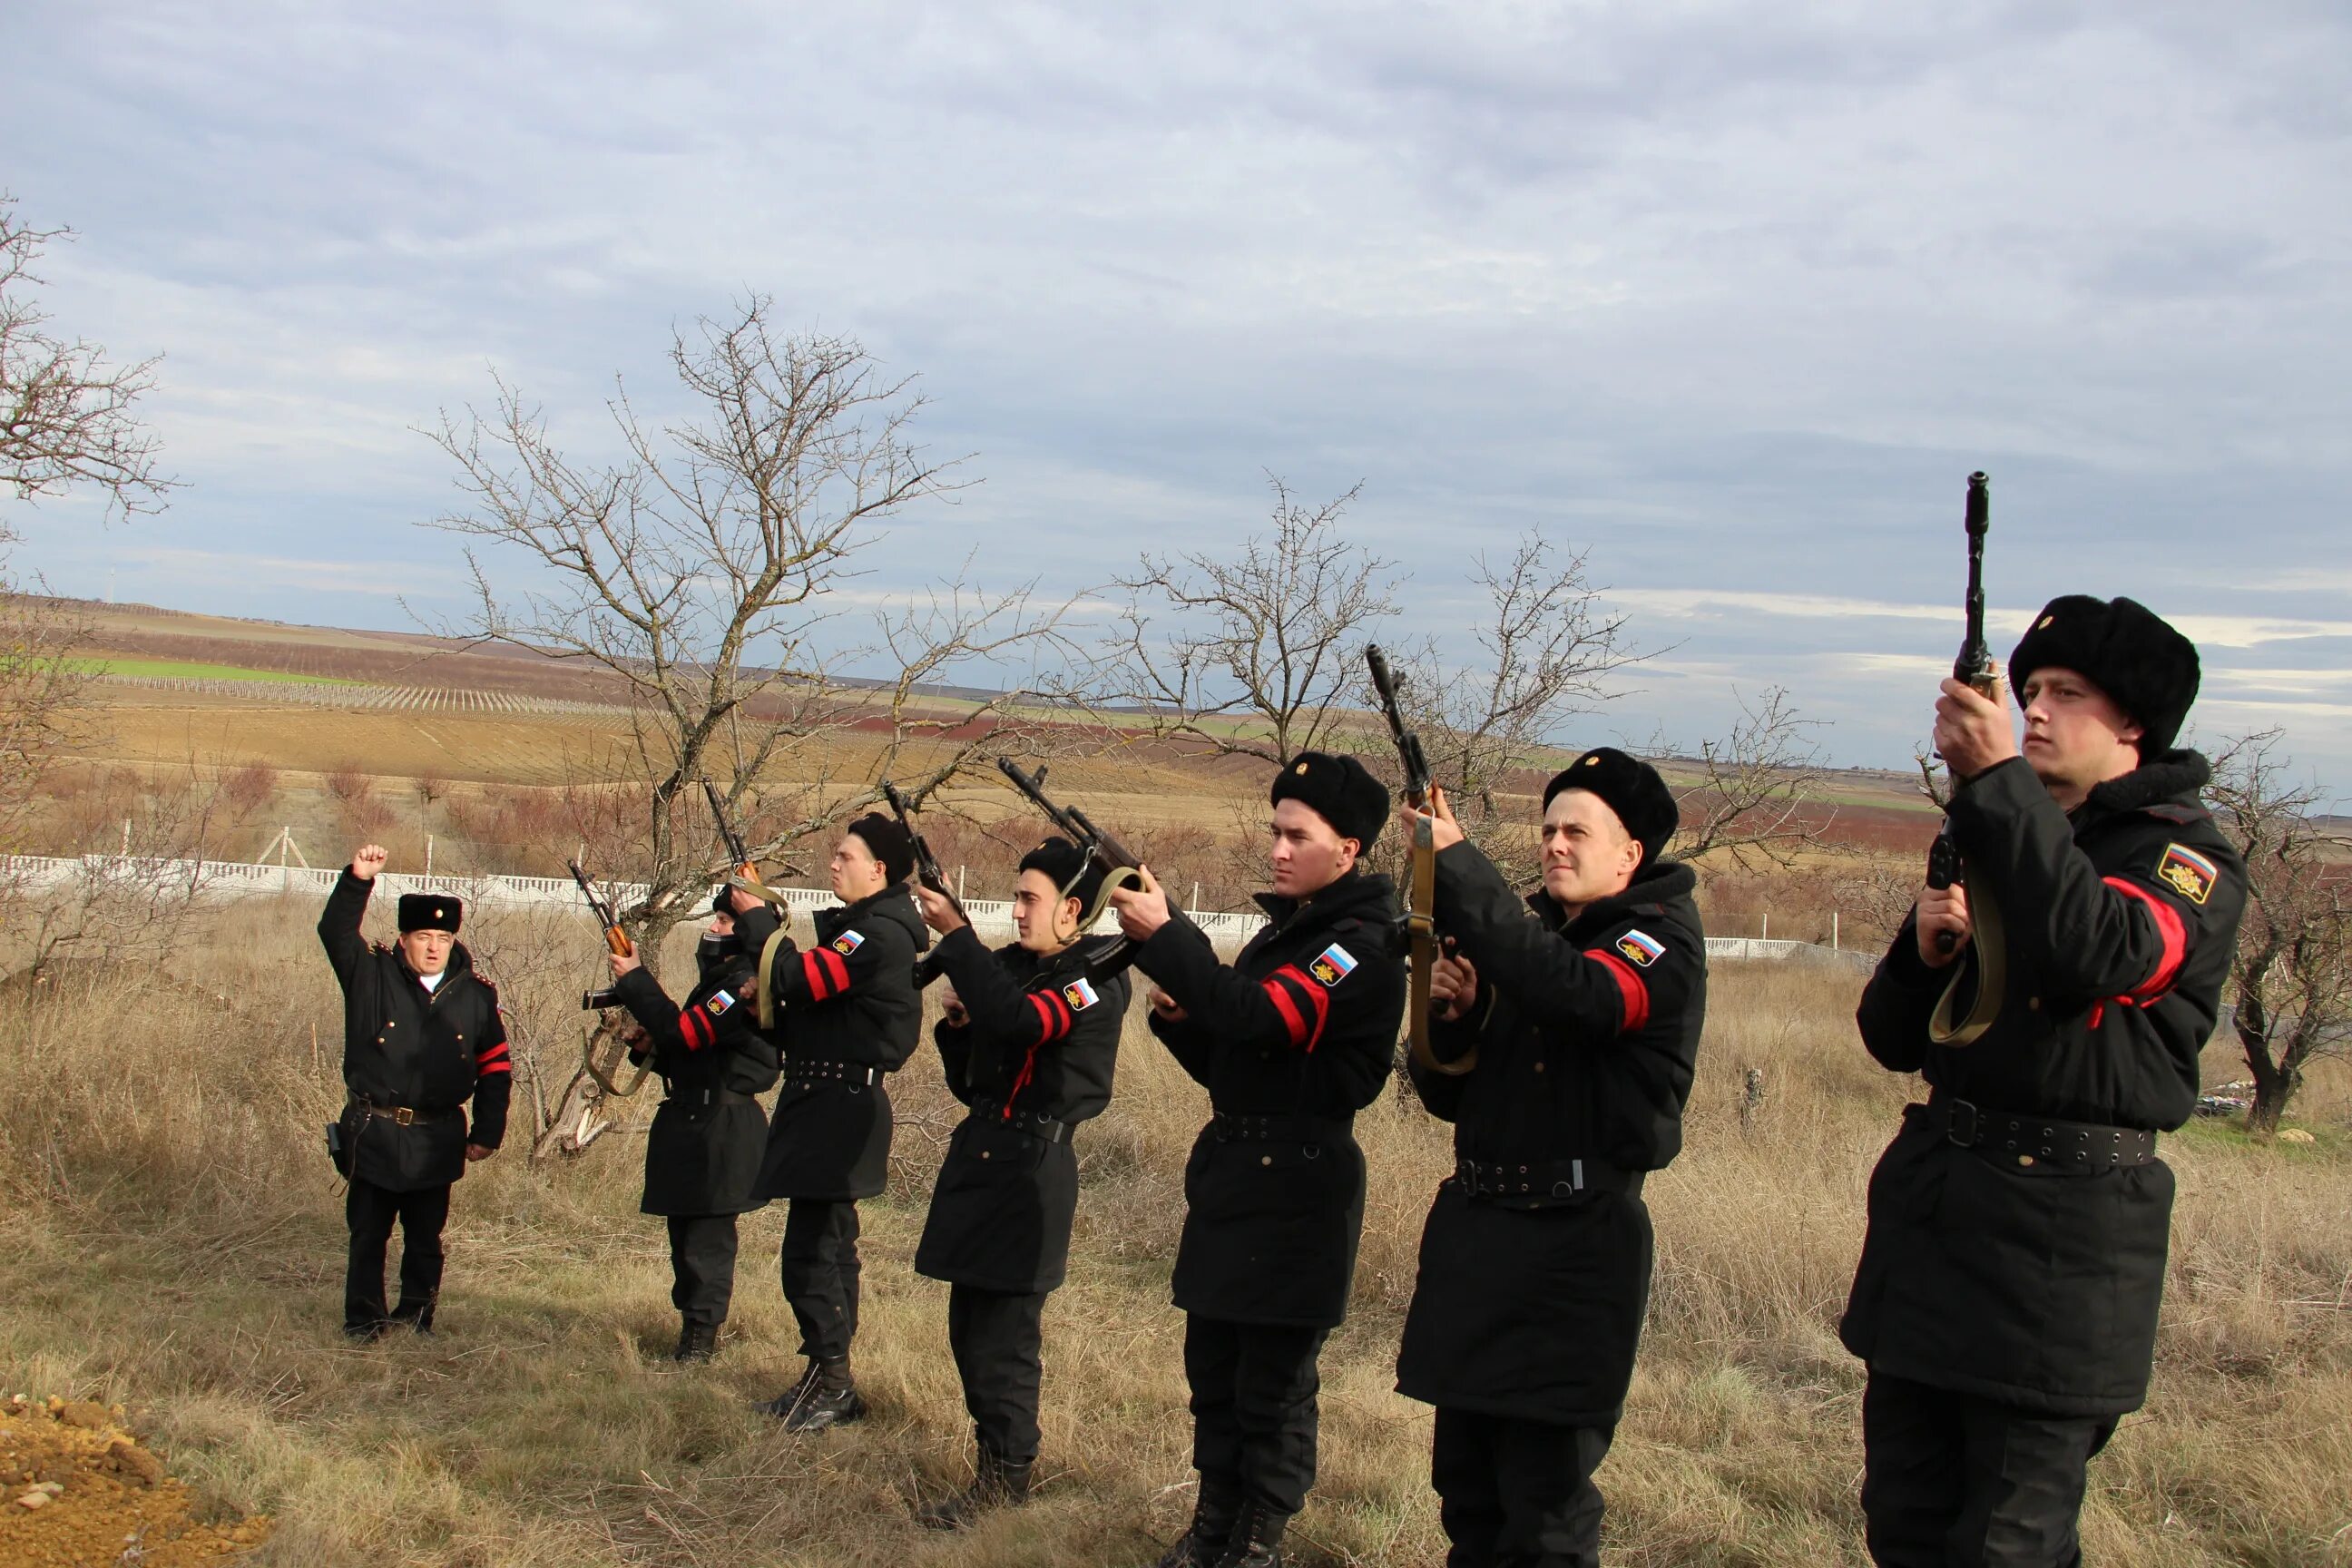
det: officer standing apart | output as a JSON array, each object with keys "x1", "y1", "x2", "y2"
[
  {"x1": 907, "y1": 838, "x2": 1130, "y2": 1528},
  {"x1": 317, "y1": 844, "x2": 510, "y2": 1339},
  {"x1": 1110, "y1": 752, "x2": 1406, "y2": 1568},
  {"x1": 607, "y1": 887, "x2": 785, "y2": 1363},
  {"x1": 1842, "y1": 597, "x2": 2245, "y2": 1567},
  {"x1": 747, "y1": 812, "x2": 928, "y2": 1431},
  {"x1": 1396, "y1": 749, "x2": 1704, "y2": 1568}
]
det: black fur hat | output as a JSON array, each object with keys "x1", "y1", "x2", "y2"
[
  {"x1": 845, "y1": 812, "x2": 916, "y2": 886},
  {"x1": 1019, "y1": 837, "x2": 1104, "y2": 913},
  {"x1": 397, "y1": 893, "x2": 463, "y2": 935},
  {"x1": 1270, "y1": 751, "x2": 1389, "y2": 849},
  {"x1": 2008, "y1": 595, "x2": 2200, "y2": 756},
  {"x1": 1542, "y1": 748, "x2": 1680, "y2": 872}
]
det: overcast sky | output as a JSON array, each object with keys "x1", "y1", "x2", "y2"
[{"x1": 5, "y1": 2, "x2": 2348, "y2": 788}]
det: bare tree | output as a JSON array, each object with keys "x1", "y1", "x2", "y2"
[
  {"x1": 2207, "y1": 730, "x2": 2352, "y2": 1134},
  {"x1": 1671, "y1": 685, "x2": 1834, "y2": 867},
  {"x1": 2, "y1": 196, "x2": 172, "y2": 517},
  {"x1": 425, "y1": 299, "x2": 1075, "y2": 1151},
  {"x1": 1098, "y1": 476, "x2": 1396, "y2": 768}
]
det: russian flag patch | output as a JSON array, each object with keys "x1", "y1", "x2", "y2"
[
  {"x1": 1308, "y1": 943, "x2": 1358, "y2": 986},
  {"x1": 1062, "y1": 977, "x2": 1100, "y2": 1011},
  {"x1": 705, "y1": 990, "x2": 735, "y2": 1016},
  {"x1": 1616, "y1": 929, "x2": 1666, "y2": 967},
  {"x1": 832, "y1": 930, "x2": 865, "y2": 956},
  {"x1": 2157, "y1": 843, "x2": 2217, "y2": 906}
]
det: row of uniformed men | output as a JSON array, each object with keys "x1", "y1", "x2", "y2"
[{"x1": 318, "y1": 591, "x2": 2245, "y2": 1568}]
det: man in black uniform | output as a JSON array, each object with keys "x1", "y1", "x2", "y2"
[
  {"x1": 1394, "y1": 748, "x2": 1704, "y2": 1568},
  {"x1": 317, "y1": 843, "x2": 511, "y2": 1339},
  {"x1": 1111, "y1": 752, "x2": 1406, "y2": 1568},
  {"x1": 907, "y1": 837, "x2": 1130, "y2": 1527},
  {"x1": 1842, "y1": 597, "x2": 2246, "y2": 1567},
  {"x1": 747, "y1": 812, "x2": 927, "y2": 1431},
  {"x1": 607, "y1": 888, "x2": 785, "y2": 1362}
]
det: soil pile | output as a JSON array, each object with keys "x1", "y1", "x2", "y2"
[{"x1": 0, "y1": 1394, "x2": 269, "y2": 1566}]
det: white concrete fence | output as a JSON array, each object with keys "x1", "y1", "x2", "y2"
[{"x1": 1, "y1": 851, "x2": 1867, "y2": 965}]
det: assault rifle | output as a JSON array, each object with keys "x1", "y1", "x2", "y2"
[
  {"x1": 1924, "y1": 471, "x2": 2004, "y2": 1046},
  {"x1": 567, "y1": 861, "x2": 648, "y2": 1096},
  {"x1": 881, "y1": 779, "x2": 965, "y2": 921},
  {"x1": 702, "y1": 778, "x2": 759, "y2": 886},
  {"x1": 995, "y1": 757, "x2": 1145, "y2": 932},
  {"x1": 1366, "y1": 645, "x2": 1464, "y2": 1074}
]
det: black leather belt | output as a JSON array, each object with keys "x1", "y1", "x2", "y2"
[
  {"x1": 1210, "y1": 1112, "x2": 1351, "y2": 1144},
  {"x1": 1926, "y1": 1095, "x2": 2156, "y2": 1170},
  {"x1": 972, "y1": 1101, "x2": 1072, "y2": 1144},
  {"x1": 1455, "y1": 1157, "x2": 1642, "y2": 1200},
  {"x1": 351, "y1": 1096, "x2": 458, "y2": 1126},
  {"x1": 669, "y1": 1087, "x2": 760, "y2": 1107},
  {"x1": 783, "y1": 1060, "x2": 880, "y2": 1087}
]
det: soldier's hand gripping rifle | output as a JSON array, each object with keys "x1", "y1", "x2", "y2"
[
  {"x1": 995, "y1": 757, "x2": 1150, "y2": 961},
  {"x1": 1368, "y1": 644, "x2": 1470, "y2": 1075},
  {"x1": 881, "y1": 779, "x2": 965, "y2": 922},
  {"x1": 568, "y1": 860, "x2": 649, "y2": 1097},
  {"x1": 1925, "y1": 471, "x2": 2006, "y2": 1047}
]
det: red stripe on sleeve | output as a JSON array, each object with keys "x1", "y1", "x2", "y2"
[
  {"x1": 1047, "y1": 989, "x2": 1074, "y2": 1040},
  {"x1": 821, "y1": 947, "x2": 852, "y2": 995},
  {"x1": 475, "y1": 1043, "x2": 511, "y2": 1066},
  {"x1": 1583, "y1": 949, "x2": 1651, "y2": 1034},
  {"x1": 1026, "y1": 991, "x2": 1058, "y2": 1044},
  {"x1": 1260, "y1": 971, "x2": 1312, "y2": 1047},
  {"x1": 2105, "y1": 877, "x2": 2188, "y2": 1002},
  {"x1": 800, "y1": 949, "x2": 833, "y2": 1001},
  {"x1": 680, "y1": 1008, "x2": 712, "y2": 1051},
  {"x1": 1289, "y1": 965, "x2": 1330, "y2": 1052}
]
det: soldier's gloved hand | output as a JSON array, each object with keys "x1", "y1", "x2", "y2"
[
  {"x1": 1914, "y1": 884, "x2": 1972, "y2": 968},
  {"x1": 939, "y1": 986, "x2": 969, "y2": 1028},
  {"x1": 350, "y1": 844, "x2": 389, "y2": 880},
  {"x1": 1431, "y1": 945, "x2": 1478, "y2": 1022},
  {"x1": 1148, "y1": 985, "x2": 1188, "y2": 1024}
]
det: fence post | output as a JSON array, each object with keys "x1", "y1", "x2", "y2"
[
  {"x1": 1832, "y1": 911, "x2": 1839, "y2": 951},
  {"x1": 1761, "y1": 911, "x2": 1769, "y2": 940}
]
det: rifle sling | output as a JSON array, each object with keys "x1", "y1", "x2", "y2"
[
  {"x1": 757, "y1": 926, "x2": 798, "y2": 1033},
  {"x1": 1928, "y1": 867, "x2": 2005, "y2": 1048},
  {"x1": 1403, "y1": 814, "x2": 1474, "y2": 1075}
]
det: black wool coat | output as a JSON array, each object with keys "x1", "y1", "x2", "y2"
[
  {"x1": 1395, "y1": 846, "x2": 1707, "y2": 1426},
  {"x1": 1840, "y1": 751, "x2": 2247, "y2": 1416},
  {"x1": 318, "y1": 871, "x2": 512, "y2": 1192},
  {"x1": 1138, "y1": 869, "x2": 1406, "y2": 1328},
  {"x1": 614, "y1": 935, "x2": 780, "y2": 1218},
  {"x1": 751, "y1": 886, "x2": 927, "y2": 1201},
  {"x1": 915, "y1": 926, "x2": 1128, "y2": 1294}
]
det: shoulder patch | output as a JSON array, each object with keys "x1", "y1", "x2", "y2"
[
  {"x1": 832, "y1": 930, "x2": 865, "y2": 956},
  {"x1": 1061, "y1": 976, "x2": 1100, "y2": 1011},
  {"x1": 2156, "y1": 843, "x2": 2218, "y2": 906},
  {"x1": 1308, "y1": 943, "x2": 1358, "y2": 986},
  {"x1": 1615, "y1": 929, "x2": 1667, "y2": 967},
  {"x1": 705, "y1": 990, "x2": 736, "y2": 1016}
]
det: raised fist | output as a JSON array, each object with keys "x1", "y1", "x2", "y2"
[{"x1": 350, "y1": 845, "x2": 389, "y2": 880}]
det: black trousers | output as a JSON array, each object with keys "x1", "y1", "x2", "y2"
[
  {"x1": 668, "y1": 1213, "x2": 741, "y2": 1328},
  {"x1": 947, "y1": 1283, "x2": 1047, "y2": 1465},
  {"x1": 779, "y1": 1199, "x2": 862, "y2": 1361},
  {"x1": 345, "y1": 1178, "x2": 451, "y2": 1332},
  {"x1": 1861, "y1": 1373, "x2": 2118, "y2": 1568},
  {"x1": 1432, "y1": 1408, "x2": 1615, "y2": 1568},
  {"x1": 1184, "y1": 1316, "x2": 1330, "y2": 1520}
]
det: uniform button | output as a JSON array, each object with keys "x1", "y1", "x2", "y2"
[
  {"x1": 1261, "y1": 1155, "x2": 1272, "y2": 1167},
  {"x1": 1533, "y1": 1062, "x2": 1545, "y2": 1073},
  {"x1": 2017, "y1": 1154, "x2": 2035, "y2": 1168},
  {"x1": 2028, "y1": 996, "x2": 2042, "y2": 1011},
  {"x1": 377, "y1": 1036, "x2": 385, "y2": 1044},
  {"x1": 979, "y1": 1150, "x2": 991, "y2": 1161}
]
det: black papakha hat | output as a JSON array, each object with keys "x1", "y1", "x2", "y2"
[
  {"x1": 845, "y1": 811, "x2": 916, "y2": 886},
  {"x1": 1270, "y1": 751, "x2": 1389, "y2": 849},
  {"x1": 397, "y1": 893, "x2": 463, "y2": 935},
  {"x1": 1542, "y1": 747, "x2": 1680, "y2": 873},
  {"x1": 2008, "y1": 595, "x2": 2200, "y2": 756},
  {"x1": 1019, "y1": 837, "x2": 1105, "y2": 913}
]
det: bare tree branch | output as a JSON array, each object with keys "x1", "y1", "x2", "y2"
[{"x1": 1671, "y1": 685, "x2": 1834, "y2": 869}]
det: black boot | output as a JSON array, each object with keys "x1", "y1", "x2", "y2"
[
  {"x1": 671, "y1": 1321, "x2": 719, "y2": 1363},
  {"x1": 758, "y1": 1357, "x2": 864, "y2": 1433},
  {"x1": 1214, "y1": 1502, "x2": 1287, "y2": 1568},
  {"x1": 914, "y1": 1446, "x2": 1033, "y2": 1530},
  {"x1": 1155, "y1": 1487, "x2": 1240, "y2": 1568}
]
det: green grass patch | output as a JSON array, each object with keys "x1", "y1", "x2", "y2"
[{"x1": 73, "y1": 656, "x2": 362, "y2": 686}]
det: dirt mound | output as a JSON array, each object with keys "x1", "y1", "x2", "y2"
[{"x1": 0, "y1": 1393, "x2": 269, "y2": 1565}]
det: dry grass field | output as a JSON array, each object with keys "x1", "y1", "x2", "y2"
[{"x1": 1, "y1": 897, "x2": 2346, "y2": 1567}]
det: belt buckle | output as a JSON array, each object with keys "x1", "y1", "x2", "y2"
[
  {"x1": 393, "y1": 1107, "x2": 416, "y2": 1126},
  {"x1": 1945, "y1": 1099, "x2": 1978, "y2": 1148}
]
